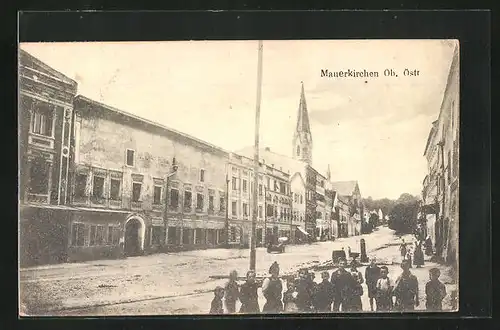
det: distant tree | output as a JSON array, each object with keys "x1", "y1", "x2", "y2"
[{"x1": 388, "y1": 195, "x2": 419, "y2": 234}]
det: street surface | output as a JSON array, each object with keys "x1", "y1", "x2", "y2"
[{"x1": 20, "y1": 227, "x2": 457, "y2": 315}]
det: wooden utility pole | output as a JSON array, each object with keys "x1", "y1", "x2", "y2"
[{"x1": 250, "y1": 40, "x2": 263, "y2": 271}]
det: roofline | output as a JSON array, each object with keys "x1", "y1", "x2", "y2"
[
  {"x1": 19, "y1": 48, "x2": 77, "y2": 87},
  {"x1": 290, "y1": 171, "x2": 306, "y2": 185},
  {"x1": 436, "y1": 44, "x2": 459, "y2": 130},
  {"x1": 229, "y1": 152, "x2": 290, "y2": 177},
  {"x1": 74, "y1": 95, "x2": 229, "y2": 156}
]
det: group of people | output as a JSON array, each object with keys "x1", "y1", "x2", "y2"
[
  {"x1": 399, "y1": 237, "x2": 432, "y2": 269},
  {"x1": 210, "y1": 257, "x2": 447, "y2": 314}
]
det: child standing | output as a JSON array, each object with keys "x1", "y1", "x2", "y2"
[
  {"x1": 365, "y1": 258, "x2": 381, "y2": 311},
  {"x1": 425, "y1": 268, "x2": 447, "y2": 311},
  {"x1": 210, "y1": 286, "x2": 225, "y2": 314},
  {"x1": 375, "y1": 266, "x2": 393, "y2": 311},
  {"x1": 393, "y1": 260, "x2": 419, "y2": 311},
  {"x1": 313, "y1": 271, "x2": 335, "y2": 312}
]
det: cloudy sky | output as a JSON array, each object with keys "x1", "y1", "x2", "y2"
[{"x1": 20, "y1": 40, "x2": 457, "y2": 199}]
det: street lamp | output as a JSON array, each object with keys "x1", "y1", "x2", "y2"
[{"x1": 163, "y1": 157, "x2": 178, "y2": 250}]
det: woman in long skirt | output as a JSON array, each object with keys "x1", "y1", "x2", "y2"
[{"x1": 413, "y1": 241, "x2": 425, "y2": 268}]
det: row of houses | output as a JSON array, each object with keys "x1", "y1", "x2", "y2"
[
  {"x1": 18, "y1": 49, "x2": 366, "y2": 267},
  {"x1": 421, "y1": 43, "x2": 459, "y2": 267}
]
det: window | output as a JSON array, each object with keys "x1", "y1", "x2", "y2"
[
  {"x1": 232, "y1": 201, "x2": 237, "y2": 216},
  {"x1": 107, "y1": 225, "x2": 113, "y2": 243},
  {"x1": 267, "y1": 205, "x2": 273, "y2": 216},
  {"x1": 75, "y1": 173, "x2": 87, "y2": 197},
  {"x1": 200, "y1": 169, "x2": 205, "y2": 182},
  {"x1": 126, "y1": 149, "x2": 135, "y2": 166},
  {"x1": 110, "y1": 178, "x2": 121, "y2": 200},
  {"x1": 243, "y1": 203, "x2": 248, "y2": 216},
  {"x1": 220, "y1": 196, "x2": 226, "y2": 211},
  {"x1": 297, "y1": 145, "x2": 300, "y2": 156},
  {"x1": 71, "y1": 223, "x2": 85, "y2": 247},
  {"x1": 294, "y1": 193, "x2": 298, "y2": 203},
  {"x1": 242, "y1": 180, "x2": 247, "y2": 193},
  {"x1": 232, "y1": 177, "x2": 237, "y2": 190},
  {"x1": 90, "y1": 225, "x2": 97, "y2": 246},
  {"x1": 96, "y1": 225, "x2": 105, "y2": 245},
  {"x1": 300, "y1": 195, "x2": 303, "y2": 204},
  {"x1": 196, "y1": 193, "x2": 204, "y2": 210},
  {"x1": 259, "y1": 206, "x2": 263, "y2": 218},
  {"x1": 31, "y1": 103, "x2": 53, "y2": 136},
  {"x1": 132, "y1": 182, "x2": 142, "y2": 202},
  {"x1": 230, "y1": 227, "x2": 237, "y2": 242},
  {"x1": 259, "y1": 184, "x2": 263, "y2": 196},
  {"x1": 92, "y1": 176, "x2": 105, "y2": 199},
  {"x1": 29, "y1": 158, "x2": 50, "y2": 194},
  {"x1": 267, "y1": 177, "x2": 270, "y2": 189},
  {"x1": 184, "y1": 191, "x2": 192, "y2": 209},
  {"x1": 209, "y1": 195, "x2": 214, "y2": 210},
  {"x1": 170, "y1": 189, "x2": 179, "y2": 208},
  {"x1": 153, "y1": 186, "x2": 162, "y2": 205},
  {"x1": 151, "y1": 226, "x2": 163, "y2": 245},
  {"x1": 195, "y1": 228, "x2": 202, "y2": 244},
  {"x1": 280, "y1": 182, "x2": 286, "y2": 194},
  {"x1": 303, "y1": 147, "x2": 307, "y2": 156}
]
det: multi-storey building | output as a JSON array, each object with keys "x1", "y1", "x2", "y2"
[
  {"x1": 422, "y1": 43, "x2": 459, "y2": 266},
  {"x1": 19, "y1": 49, "x2": 78, "y2": 266},
  {"x1": 69, "y1": 95, "x2": 229, "y2": 261},
  {"x1": 227, "y1": 153, "x2": 292, "y2": 247},
  {"x1": 290, "y1": 172, "x2": 308, "y2": 242},
  {"x1": 331, "y1": 180, "x2": 363, "y2": 237}
]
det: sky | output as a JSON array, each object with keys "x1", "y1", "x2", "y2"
[{"x1": 20, "y1": 40, "x2": 457, "y2": 199}]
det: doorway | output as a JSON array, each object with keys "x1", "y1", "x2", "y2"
[{"x1": 124, "y1": 218, "x2": 143, "y2": 256}]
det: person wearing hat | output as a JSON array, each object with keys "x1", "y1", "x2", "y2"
[
  {"x1": 330, "y1": 258, "x2": 357, "y2": 312},
  {"x1": 262, "y1": 262, "x2": 284, "y2": 313}
]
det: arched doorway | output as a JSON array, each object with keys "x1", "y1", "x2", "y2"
[{"x1": 124, "y1": 216, "x2": 145, "y2": 257}]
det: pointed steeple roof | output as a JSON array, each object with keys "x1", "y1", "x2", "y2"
[{"x1": 296, "y1": 81, "x2": 312, "y2": 134}]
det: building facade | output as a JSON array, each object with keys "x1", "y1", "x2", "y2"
[
  {"x1": 331, "y1": 181, "x2": 363, "y2": 237},
  {"x1": 422, "y1": 43, "x2": 459, "y2": 267},
  {"x1": 68, "y1": 96, "x2": 229, "y2": 261},
  {"x1": 19, "y1": 49, "x2": 79, "y2": 266}
]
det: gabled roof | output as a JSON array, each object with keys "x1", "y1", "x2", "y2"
[
  {"x1": 331, "y1": 180, "x2": 358, "y2": 196},
  {"x1": 19, "y1": 48, "x2": 77, "y2": 89},
  {"x1": 296, "y1": 82, "x2": 312, "y2": 135},
  {"x1": 290, "y1": 171, "x2": 306, "y2": 185}
]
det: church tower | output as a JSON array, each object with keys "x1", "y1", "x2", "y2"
[{"x1": 292, "y1": 82, "x2": 313, "y2": 165}]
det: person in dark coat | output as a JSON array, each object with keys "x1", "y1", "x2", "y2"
[
  {"x1": 425, "y1": 268, "x2": 447, "y2": 311},
  {"x1": 413, "y1": 241, "x2": 425, "y2": 268},
  {"x1": 393, "y1": 260, "x2": 419, "y2": 311},
  {"x1": 262, "y1": 262, "x2": 283, "y2": 313},
  {"x1": 209, "y1": 286, "x2": 225, "y2": 314},
  {"x1": 313, "y1": 271, "x2": 334, "y2": 312},
  {"x1": 365, "y1": 258, "x2": 381, "y2": 311},
  {"x1": 239, "y1": 270, "x2": 260, "y2": 313},
  {"x1": 331, "y1": 259, "x2": 357, "y2": 312},
  {"x1": 295, "y1": 268, "x2": 314, "y2": 312},
  {"x1": 424, "y1": 236, "x2": 433, "y2": 256},
  {"x1": 224, "y1": 270, "x2": 240, "y2": 313}
]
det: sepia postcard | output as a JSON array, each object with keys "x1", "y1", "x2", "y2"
[{"x1": 18, "y1": 39, "x2": 459, "y2": 316}]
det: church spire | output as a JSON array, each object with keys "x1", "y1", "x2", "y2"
[
  {"x1": 296, "y1": 81, "x2": 312, "y2": 135},
  {"x1": 292, "y1": 82, "x2": 313, "y2": 165}
]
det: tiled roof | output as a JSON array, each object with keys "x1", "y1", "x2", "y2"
[{"x1": 331, "y1": 180, "x2": 358, "y2": 196}]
